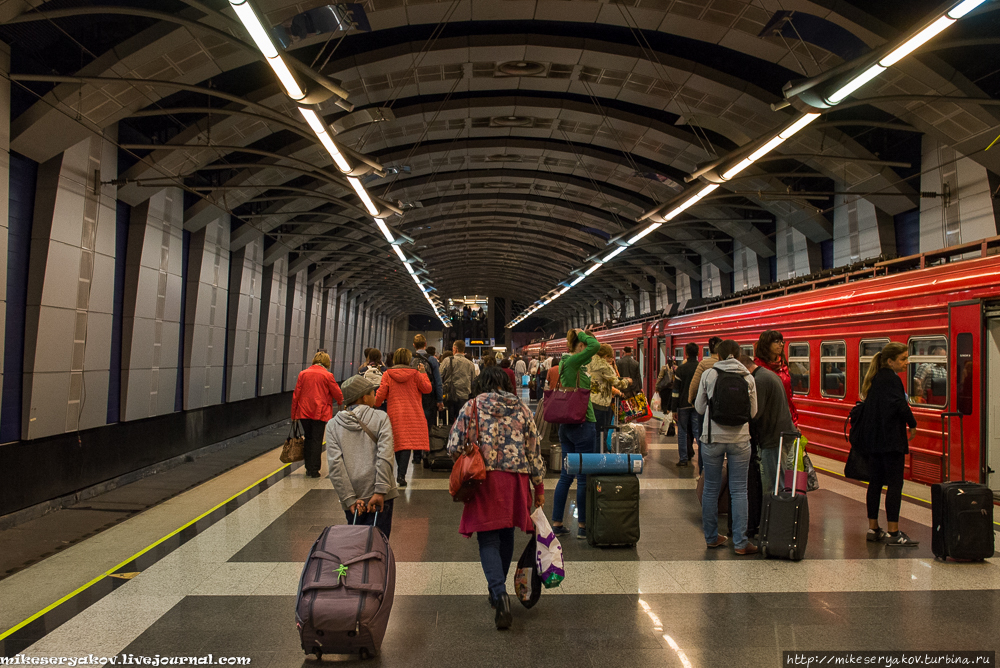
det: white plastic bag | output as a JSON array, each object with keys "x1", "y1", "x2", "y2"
[{"x1": 530, "y1": 507, "x2": 565, "y2": 588}]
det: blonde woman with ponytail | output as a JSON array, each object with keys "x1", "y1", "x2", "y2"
[{"x1": 857, "y1": 342, "x2": 918, "y2": 547}]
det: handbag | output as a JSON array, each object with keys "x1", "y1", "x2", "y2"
[
  {"x1": 279, "y1": 421, "x2": 305, "y2": 463},
  {"x1": 449, "y1": 398, "x2": 487, "y2": 502},
  {"x1": 530, "y1": 507, "x2": 565, "y2": 588},
  {"x1": 543, "y1": 367, "x2": 590, "y2": 424},
  {"x1": 621, "y1": 392, "x2": 652, "y2": 423},
  {"x1": 844, "y1": 447, "x2": 873, "y2": 482},
  {"x1": 513, "y1": 534, "x2": 542, "y2": 609}
]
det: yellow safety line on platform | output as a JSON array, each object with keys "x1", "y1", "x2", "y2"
[
  {"x1": 813, "y1": 464, "x2": 1000, "y2": 527},
  {"x1": 0, "y1": 463, "x2": 291, "y2": 642}
]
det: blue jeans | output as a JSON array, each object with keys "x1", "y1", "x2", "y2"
[
  {"x1": 553, "y1": 421, "x2": 597, "y2": 525},
  {"x1": 676, "y1": 407, "x2": 700, "y2": 465},
  {"x1": 344, "y1": 499, "x2": 394, "y2": 540},
  {"x1": 701, "y1": 440, "x2": 751, "y2": 549},
  {"x1": 759, "y1": 447, "x2": 780, "y2": 496},
  {"x1": 476, "y1": 528, "x2": 515, "y2": 600}
]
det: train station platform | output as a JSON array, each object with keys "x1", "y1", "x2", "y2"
[{"x1": 2, "y1": 397, "x2": 998, "y2": 667}]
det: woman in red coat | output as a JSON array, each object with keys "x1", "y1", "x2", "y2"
[
  {"x1": 375, "y1": 348, "x2": 432, "y2": 487},
  {"x1": 291, "y1": 351, "x2": 345, "y2": 478},
  {"x1": 754, "y1": 330, "x2": 799, "y2": 425}
]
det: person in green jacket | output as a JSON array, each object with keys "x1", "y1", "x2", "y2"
[{"x1": 551, "y1": 328, "x2": 600, "y2": 539}]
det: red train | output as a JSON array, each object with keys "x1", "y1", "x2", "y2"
[{"x1": 524, "y1": 238, "x2": 1000, "y2": 491}]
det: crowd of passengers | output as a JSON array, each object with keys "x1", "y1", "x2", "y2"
[{"x1": 289, "y1": 328, "x2": 918, "y2": 629}]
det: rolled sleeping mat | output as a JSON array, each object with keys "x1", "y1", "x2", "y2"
[{"x1": 563, "y1": 452, "x2": 643, "y2": 475}]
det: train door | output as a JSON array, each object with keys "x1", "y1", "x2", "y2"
[
  {"x1": 947, "y1": 301, "x2": 982, "y2": 484},
  {"x1": 985, "y1": 303, "x2": 1000, "y2": 493}
]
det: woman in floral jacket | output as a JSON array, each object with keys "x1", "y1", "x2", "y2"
[{"x1": 446, "y1": 366, "x2": 546, "y2": 631}]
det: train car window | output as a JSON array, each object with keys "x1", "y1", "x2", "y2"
[
  {"x1": 908, "y1": 336, "x2": 948, "y2": 407},
  {"x1": 787, "y1": 343, "x2": 810, "y2": 394},
  {"x1": 703, "y1": 347, "x2": 711, "y2": 359},
  {"x1": 859, "y1": 339, "x2": 890, "y2": 394},
  {"x1": 820, "y1": 341, "x2": 847, "y2": 398},
  {"x1": 740, "y1": 345, "x2": 754, "y2": 359},
  {"x1": 674, "y1": 346, "x2": 684, "y2": 361}
]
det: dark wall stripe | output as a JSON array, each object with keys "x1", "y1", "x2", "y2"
[
  {"x1": 1, "y1": 152, "x2": 37, "y2": 443},
  {"x1": 175, "y1": 229, "x2": 190, "y2": 413},
  {"x1": 107, "y1": 200, "x2": 130, "y2": 424},
  {"x1": 894, "y1": 209, "x2": 921, "y2": 257},
  {"x1": 0, "y1": 390, "x2": 292, "y2": 516}
]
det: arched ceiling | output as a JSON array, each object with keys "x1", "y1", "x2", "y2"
[{"x1": 2, "y1": 0, "x2": 997, "y2": 325}]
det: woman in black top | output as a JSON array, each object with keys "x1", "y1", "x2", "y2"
[{"x1": 858, "y1": 342, "x2": 918, "y2": 546}]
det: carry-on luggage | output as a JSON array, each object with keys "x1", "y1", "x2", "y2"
[
  {"x1": 584, "y1": 434, "x2": 640, "y2": 547},
  {"x1": 423, "y1": 410, "x2": 454, "y2": 472},
  {"x1": 296, "y1": 515, "x2": 396, "y2": 659},
  {"x1": 586, "y1": 474, "x2": 640, "y2": 547},
  {"x1": 758, "y1": 432, "x2": 809, "y2": 561},
  {"x1": 696, "y1": 460, "x2": 730, "y2": 514},
  {"x1": 548, "y1": 444, "x2": 563, "y2": 473},
  {"x1": 932, "y1": 413, "x2": 994, "y2": 561}
]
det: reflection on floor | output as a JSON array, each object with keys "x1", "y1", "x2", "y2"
[{"x1": 5, "y1": 393, "x2": 1000, "y2": 666}]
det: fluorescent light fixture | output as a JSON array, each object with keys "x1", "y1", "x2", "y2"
[
  {"x1": 627, "y1": 223, "x2": 661, "y2": 245},
  {"x1": 375, "y1": 218, "x2": 394, "y2": 243},
  {"x1": 348, "y1": 176, "x2": 379, "y2": 216},
  {"x1": 665, "y1": 184, "x2": 719, "y2": 221},
  {"x1": 584, "y1": 264, "x2": 601, "y2": 276},
  {"x1": 230, "y1": 0, "x2": 278, "y2": 58},
  {"x1": 411, "y1": 273, "x2": 422, "y2": 285},
  {"x1": 393, "y1": 245, "x2": 407, "y2": 262},
  {"x1": 558, "y1": 286, "x2": 570, "y2": 295},
  {"x1": 828, "y1": 63, "x2": 886, "y2": 103},
  {"x1": 948, "y1": 0, "x2": 987, "y2": 17},
  {"x1": 779, "y1": 113, "x2": 821, "y2": 139},
  {"x1": 404, "y1": 263, "x2": 416, "y2": 275},
  {"x1": 266, "y1": 55, "x2": 305, "y2": 100},
  {"x1": 603, "y1": 246, "x2": 627, "y2": 262},
  {"x1": 570, "y1": 276, "x2": 586, "y2": 287},
  {"x1": 721, "y1": 157, "x2": 753, "y2": 181},
  {"x1": 747, "y1": 135, "x2": 785, "y2": 162},
  {"x1": 880, "y1": 16, "x2": 954, "y2": 66},
  {"x1": 299, "y1": 108, "x2": 353, "y2": 172}
]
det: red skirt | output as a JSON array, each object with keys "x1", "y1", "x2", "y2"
[{"x1": 459, "y1": 470, "x2": 535, "y2": 537}]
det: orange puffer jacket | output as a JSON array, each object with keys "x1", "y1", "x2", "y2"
[{"x1": 375, "y1": 365, "x2": 433, "y2": 451}]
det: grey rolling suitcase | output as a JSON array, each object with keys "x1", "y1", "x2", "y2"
[
  {"x1": 296, "y1": 516, "x2": 396, "y2": 659},
  {"x1": 758, "y1": 432, "x2": 809, "y2": 561}
]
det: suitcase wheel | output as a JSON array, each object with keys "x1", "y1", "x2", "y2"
[
  {"x1": 759, "y1": 545, "x2": 768, "y2": 559},
  {"x1": 312, "y1": 650, "x2": 322, "y2": 661}
]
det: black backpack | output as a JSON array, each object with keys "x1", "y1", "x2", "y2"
[
  {"x1": 411, "y1": 351, "x2": 435, "y2": 391},
  {"x1": 845, "y1": 401, "x2": 865, "y2": 447},
  {"x1": 709, "y1": 369, "x2": 752, "y2": 427}
]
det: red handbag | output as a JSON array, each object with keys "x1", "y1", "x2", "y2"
[
  {"x1": 449, "y1": 398, "x2": 487, "y2": 502},
  {"x1": 543, "y1": 367, "x2": 590, "y2": 424}
]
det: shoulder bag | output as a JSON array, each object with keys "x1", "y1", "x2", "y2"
[
  {"x1": 279, "y1": 420, "x2": 305, "y2": 463},
  {"x1": 543, "y1": 365, "x2": 590, "y2": 424},
  {"x1": 449, "y1": 398, "x2": 487, "y2": 502}
]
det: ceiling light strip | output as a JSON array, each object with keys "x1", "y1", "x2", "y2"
[{"x1": 230, "y1": 1, "x2": 446, "y2": 324}]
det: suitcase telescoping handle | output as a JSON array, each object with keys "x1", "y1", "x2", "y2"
[
  {"x1": 776, "y1": 431, "x2": 803, "y2": 497},
  {"x1": 940, "y1": 412, "x2": 965, "y2": 483},
  {"x1": 436, "y1": 408, "x2": 450, "y2": 427},
  {"x1": 352, "y1": 509, "x2": 379, "y2": 525}
]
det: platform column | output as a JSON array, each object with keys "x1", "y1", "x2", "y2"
[
  {"x1": 0, "y1": 42, "x2": 9, "y2": 418},
  {"x1": 225, "y1": 236, "x2": 262, "y2": 402},
  {"x1": 182, "y1": 216, "x2": 229, "y2": 409},
  {"x1": 776, "y1": 219, "x2": 822, "y2": 279},
  {"x1": 283, "y1": 268, "x2": 308, "y2": 391},
  {"x1": 120, "y1": 186, "x2": 182, "y2": 422},
  {"x1": 257, "y1": 255, "x2": 288, "y2": 396},
  {"x1": 919, "y1": 136, "x2": 999, "y2": 251}
]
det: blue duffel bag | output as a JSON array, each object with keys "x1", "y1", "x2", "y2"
[{"x1": 564, "y1": 452, "x2": 643, "y2": 475}]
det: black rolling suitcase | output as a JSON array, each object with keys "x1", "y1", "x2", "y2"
[
  {"x1": 586, "y1": 428, "x2": 640, "y2": 547},
  {"x1": 759, "y1": 432, "x2": 809, "y2": 561},
  {"x1": 932, "y1": 414, "x2": 994, "y2": 561},
  {"x1": 746, "y1": 441, "x2": 763, "y2": 538},
  {"x1": 423, "y1": 410, "x2": 454, "y2": 472}
]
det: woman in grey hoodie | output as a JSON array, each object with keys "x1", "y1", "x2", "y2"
[
  {"x1": 326, "y1": 375, "x2": 399, "y2": 538},
  {"x1": 694, "y1": 340, "x2": 758, "y2": 555}
]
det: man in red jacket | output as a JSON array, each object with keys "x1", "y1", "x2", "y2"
[{"x1": 291, "y1": 351, "x2": 345, "y2": 477}]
